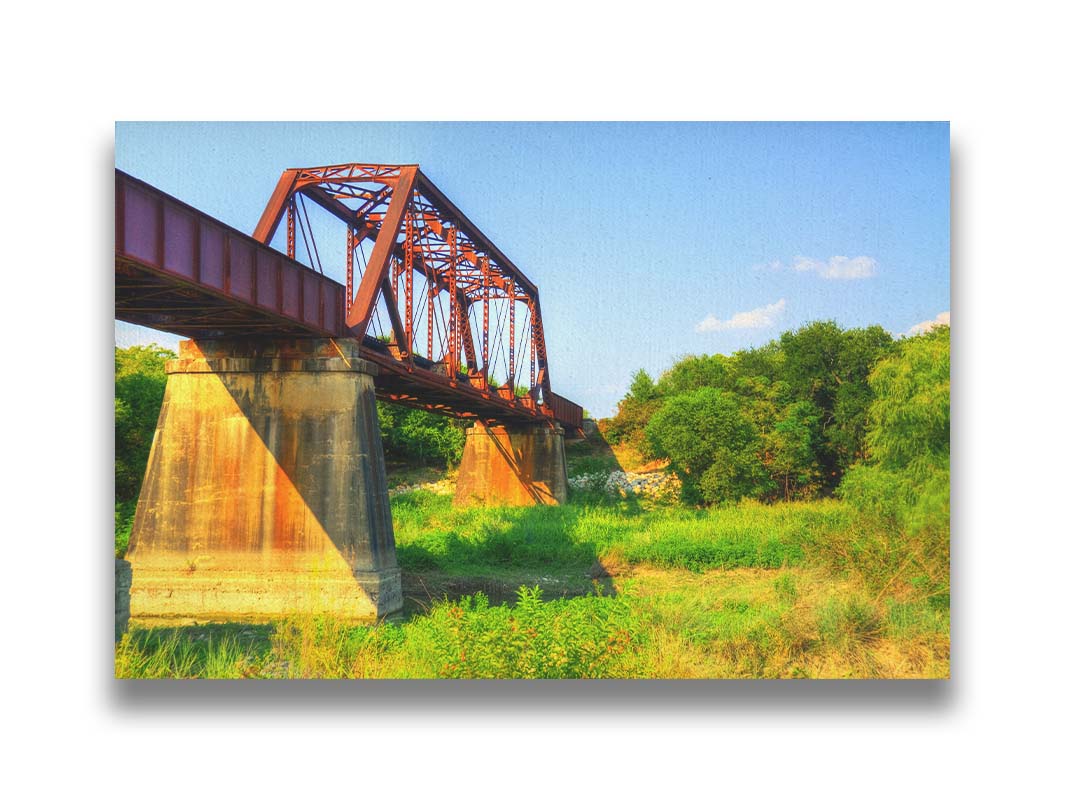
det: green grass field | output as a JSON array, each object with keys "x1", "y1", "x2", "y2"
[{"x1": 116, "y1": 491, "x2": 949, "y2": 679}]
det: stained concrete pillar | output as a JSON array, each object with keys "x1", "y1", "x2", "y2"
[
  {"x1": 126, "y1": 338, "x2": 401, "y2": 622},
  {"x1": 453, "y1": 422, "x2": 568, "y2": 506}
]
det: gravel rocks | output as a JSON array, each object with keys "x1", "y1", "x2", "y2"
[{"x1": 567, "y1": 470, "x2": 681, "y2": 501}]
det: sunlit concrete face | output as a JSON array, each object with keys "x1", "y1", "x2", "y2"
[
  {"x1": 453, "y1": 422, "x2": 568, "y2": 507},
  {"x1": 126, "y1": 338, "x2": 401, "y2": 622}
]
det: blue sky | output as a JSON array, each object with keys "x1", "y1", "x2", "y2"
[{"x1": 116, "y1": 122, "x2": 949, "y2": 418}]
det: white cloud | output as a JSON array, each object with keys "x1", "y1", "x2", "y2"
[
  {"x1": 791, "y1": 255, "x2": 877, "y2": 280},
  {"x1": 696, "y1": 299, "x2": 786, "y2": 332},
  {"x1": 907, "y1": 310, "x2": 950, "y2": 336}
]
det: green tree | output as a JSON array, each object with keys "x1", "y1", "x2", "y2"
[
  {"x1": 828, "y1": 325, "x2": 897, "y2": 465},
  {"x1": 601, "y1": 369, "x2": 663, "y2": 456},
  {"x1": 600, "y1": 321, "x2": 894, "y2": 502},
  {"x1": 115, "y1": 345, "x2": 174, "y2": 502},
  {"x1": 733, "y1": 340, "x2": 785, "y2": 387},
  {"x1": 735, "y1": 374, "x2": 789, "y2": 439},
  {"x1": 378, "y1": 404, "x2": 468, "y2": 466},
  {"x1": 646, "y1": 388, "x2": 771, "y2": 504},
  {"x1": 778, "y1": 321, "x2": 895, "y2": 487},
  {"x1": 779, "y1": 321, "x2": 847, "y2": 410},
  {"x1": 839, "y1": 325, "x2": 950, "y2": 597},
  {"x1": 658, "y1": 354, "x2": 733, "y2": 396},
  {"x1": 626, "y1": 369, "x2": 658, "y2": 404},
  {"x1": 864, "y1": 326, "x2": 949, "y2": 471},
  {"x1": 767, "y1": 400, "x2": 823, "y2": 501}
]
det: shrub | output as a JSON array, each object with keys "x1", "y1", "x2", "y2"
[
  {"x1": 378, "y1": 404, "x2": 468, "y2": 466},
  {"x1": 645, "y1": 388, "x2": 772, "y2": 504}
]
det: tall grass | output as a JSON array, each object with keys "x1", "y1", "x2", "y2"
[{"x1": 115, "y1": 623, "x2": 271, "y2": 678}]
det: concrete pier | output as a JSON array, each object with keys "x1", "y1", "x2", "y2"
[
  {"x1": 453, "y1": 422, "x2": 568, "y2": 506},
  {"x1": 126, "y1": 338, "x2": 401, "y2": 622}
]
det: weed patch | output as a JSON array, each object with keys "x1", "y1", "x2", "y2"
[{"x1": 410, "y1": 586, "x2": 643, "y2": 679}]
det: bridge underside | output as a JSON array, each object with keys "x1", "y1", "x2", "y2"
[
  {"x1": 117, "y1": 258, "x2": 558, "y2": 427},
  {"x1": 116, "y1": 257, "x2": 329, "y2": 338}
]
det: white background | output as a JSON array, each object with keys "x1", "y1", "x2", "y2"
[{"x1": 1, "y1": 1, "x2": 1063, "y2": 796}]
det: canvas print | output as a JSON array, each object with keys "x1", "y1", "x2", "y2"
[{"x1": 114, "y1": 122, "x2": 950, "y2": 678}]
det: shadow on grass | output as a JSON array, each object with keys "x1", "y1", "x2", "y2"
[
  {"x1": 393, "y1": 493, "x2": 643, "y2": 613},
  {"x1": 127, "y1": 622, "x2": 274, "y2": 648},
  {"x1": 399, "y1": 566, "x2": 619, "y2": 618}
]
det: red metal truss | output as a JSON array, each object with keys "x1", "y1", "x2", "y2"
[
  {"x1": 251, "y1": 162, "x2": 557, "y2": 401},
  {"x1": 115, "y1": 167, "x2": 583, "y2": 433}
]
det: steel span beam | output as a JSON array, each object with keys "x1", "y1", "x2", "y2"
[{"x1": 116, "y1": 171, "x2": 346, "y2": 338}]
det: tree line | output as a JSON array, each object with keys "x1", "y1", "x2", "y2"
[{"x1": 600, "y1": 320, "x2": 949, "y2": 511}]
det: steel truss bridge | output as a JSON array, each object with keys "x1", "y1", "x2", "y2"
[{"x1": 115, "y1": 164, "x2": 583, "y2": 434}]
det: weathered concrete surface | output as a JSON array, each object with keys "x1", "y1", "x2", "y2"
[
  {"x1": 126, "y1": 338, "x2": 401, "y2": 622},
  {"x1": 453, "y1": 422, "x2": 568, "y2": 506},
  {"x1": 115, "y1": 559, "x2": 131, "y2": 641}
]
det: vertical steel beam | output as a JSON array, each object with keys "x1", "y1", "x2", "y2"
[
  {"x1": 286, "y1": 198, "x2": 296, "y2": 260},
  {"x1": 448, "y1": 227, "x2": 458, "y2": 378},
  {"x1": 481, "y1": 256, "x2": 489, "y2": 379},
  {"x1": 530, "y1": 334, "x2": 536, "y2": 397},
  {"x1": 392, "y1": 254, "x2": 399, "y2": 306},
  {"x1": 345, "y1": 224, "x2": 354, "y2": 316},
  {"x1": 426, "y1": 262, "x2": 435, "y2": 361},
  {"x1": 508, "y1": 280, "x2": 515, "y2": 387},
  {"x1": 404, "y1": 212, "x2": 413, "y2": 358}
]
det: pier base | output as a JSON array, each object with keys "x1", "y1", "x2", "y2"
[
  {"x1": 125, "y1": 338, "x2": 401, "y2": 622},
  {"x1": 453, "y1": 422, "x2": 568, "y2": 506}
]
